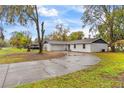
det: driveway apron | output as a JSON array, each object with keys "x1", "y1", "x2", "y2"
[{"x1": 0, "y1": 52, "x2": 100, "y2": 88}]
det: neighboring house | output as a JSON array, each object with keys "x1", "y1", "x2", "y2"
[{"x1": 43, "y1": 38, "x2": 108, "y2": 52}]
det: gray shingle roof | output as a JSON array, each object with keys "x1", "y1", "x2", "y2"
[
  {"x1": 70, "y1": 38, "x2": 100, "y2": 44},
  {"x1": 45, "y1": 40, "x2": 69, "y2": 44},
  {"x1": 45, "y1": 38, "x2": 105, "y2": 45}
]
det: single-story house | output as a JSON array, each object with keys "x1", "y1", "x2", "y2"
[{"x1": 43, "y1": 38, "x2": 108, "y2": 52}]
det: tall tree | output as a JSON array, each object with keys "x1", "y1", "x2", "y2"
[
  {"x1": 0, "y1": 5, "x2": 45, "y2": 53},
  {"x1": 81, "y1": 5, "x2": 124, "y2": 52},
  {"x1": 49, "y1": 24, "x2": 69, "y2": 41},
  {"x1": 96, "y1": 7, "x2": 124, "y2": 44},
  {"x1": 69, "y1": 31, "x2": 84, "y2": 40}
]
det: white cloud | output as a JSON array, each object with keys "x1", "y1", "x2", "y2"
[
  {"x1": 38, "y1": 6, "x2": 58, "y2": 17},
  {"x1": 64, "y1": 18, "x2": 82, "y2": 25},
  {"x1": 53, "y1": 19, "x2": 69, "y2": 27},
  {"x1": 72, "y1": 6, "x2": 84, "y2": 13},
  {"x1": 54, "y1": 19, "x2": 63, "y2": 24}
]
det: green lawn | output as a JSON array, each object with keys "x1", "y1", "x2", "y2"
[
  {"x1": 0, "y1": 47, "x2": 36, "y2": 64},
  {"x1": 0, "y1": 47, "x2": 27, "y2": 55},
  {"x1": 0, "y1": 47, "x2": 65, "y2": 64},
  {"x1": 17, "y1": 52, "x2": 124, "y2": 88}
]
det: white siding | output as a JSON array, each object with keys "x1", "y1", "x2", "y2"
[
  {"x1": 51, "y1": 44, "x2": 67, "y2": 51},
  {"x1": 70, "y1": 44, "x2": 91, "y2": 52},
  {"x1": 44, "y1": 42, "x2": 108, "y2": 52},
  {"x1": 91, "y1": 43, "x2": 108, "y2": 52},
  {"x1": 44, "y1": 44, "x2": 51, "y2": 51}
]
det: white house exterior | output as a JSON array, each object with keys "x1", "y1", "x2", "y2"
[
  {"x1": 69, "y1": 43, "x2": 91, "y2": 52},
  {"x1": 91, "y1": 43, "x2": 108, "y2": 52},
  {"x1": 43, "y1": 38, "x2": 108, "y2": 52},
  {"x1": 44, "y1": 41, "x2": 68, "y2": 51}
]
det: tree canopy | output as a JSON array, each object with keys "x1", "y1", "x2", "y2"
[
  {"x1": 49, "y1": 24, "x2": 70, "y2": 41},
  {"x1": 81, "y1": 5, "x2": 124, "y2": 51},
  {"x1": 10, "y1": 31, "x2": 32, "y2": 48},
  {"x1": 69, "y1": 31, "x2": 84, "y2": 41},
  {"x1": 0, "y1": 5, "x2": 45, "y2": 53}
]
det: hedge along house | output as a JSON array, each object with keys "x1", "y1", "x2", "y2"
[{"x1": 43, "y1": 38, "x2": 108, "y2": 52}]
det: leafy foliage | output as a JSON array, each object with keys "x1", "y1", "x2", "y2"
[
  {"x1": 69, "y1": 31, "x2": 84, "y2": 40},
  {"x1": 81, "y1": 5, "x2": 124, "y2": 51},
  {"x1": 0, "y1": 5, "x2": 45, "y2": 53},
  {"x1": 113, "y1": 40, "x2": 124, "y2": 51},
  {"x1": 10, "y1": 31, "x2": 31, "y2": 48},
  {"x1": 49, "y1": 24, "x2": 70, "y2": 41}
]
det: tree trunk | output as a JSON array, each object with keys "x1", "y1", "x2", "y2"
[
  {"x1": 40, "y1": 22, "x2": 45, "y2": 54},
  {"x1": 110, "y1": 44, "x2": 115, "y2": 52},
  {"x1": 35, "y1": 5, "x2": 42, "y2": 54},
  {"x1": 109, "y1": 34, "x2": 115, "y2": 52},
  {"x1": 39, "y1": 42, "x2": 42, "y2": 53},
  {"x1": 27, "y1": 45, "x2": 31, "y2": 52},
  {"x1": 36, "y1": 25, "x2": 42, "y2": 54},
  {"x1": 40, "y1": 42, "x2": 43, "y2": 53},
  {"x1": 109, "y1": 12, "x2": 115, "y2": 52},
  {"x1": 36, "y1": 22, "x2": 42, "y2": 53},
  {"x1": 109, "y1": 28, "x2": 115, "y2": 52}
]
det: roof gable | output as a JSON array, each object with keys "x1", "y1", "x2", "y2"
[{"x1": 92, "y1": 39, "x2": 107, "y2": 44}]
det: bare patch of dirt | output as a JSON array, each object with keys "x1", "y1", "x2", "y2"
[
  {"x1": 97, "y1": 72, "x2": 124, "y2": 88},
  {"x1": 117, "y1": 73, "x2": 124, "y2": 82},
  {"x1": 10, "y1": 52, "x2": 65, "y2": 59},
  {"x1": 0, "y1": 52, "x2": 65, "y2": 64},
  {"x1": 111, "y1": 73, "x2": 124, "y2": 88},
  {"x1": 101, "y1": 74, "x2": 118, "y2": 81}
]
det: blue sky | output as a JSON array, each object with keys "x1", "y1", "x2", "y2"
[{"x1": 1, "y1": 5, "x2": 90, "y2": 40}]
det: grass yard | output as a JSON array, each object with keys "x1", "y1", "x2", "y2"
[
  {"x1": 17, "y1": 52, "x2": 124, "y2": 88},
  {"x1": 0, "y1": 48, "x2": 65, "y2": 64},
  {"x1": 0, "y1": 48, "x2": 27, "y2": 55}
]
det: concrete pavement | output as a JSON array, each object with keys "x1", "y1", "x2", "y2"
[{"x1": 0, "y1": 52, "x2": 100, "y2": 88}]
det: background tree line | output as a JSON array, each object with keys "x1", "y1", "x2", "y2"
[{"x1": 48, "y1": 23, "x2": 84, "y2": 41}]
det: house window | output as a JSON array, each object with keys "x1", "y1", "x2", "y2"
[
  {"x1": 74, "y1": 44, "x2": 76, "y2": 49},
  {"x1": 83, "y1": 44, "x2": 85, "y2": 49}
]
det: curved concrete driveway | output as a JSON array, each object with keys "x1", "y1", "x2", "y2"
[{"x1": 0, "y1": 52, "x2": 100, "y2": 88}]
